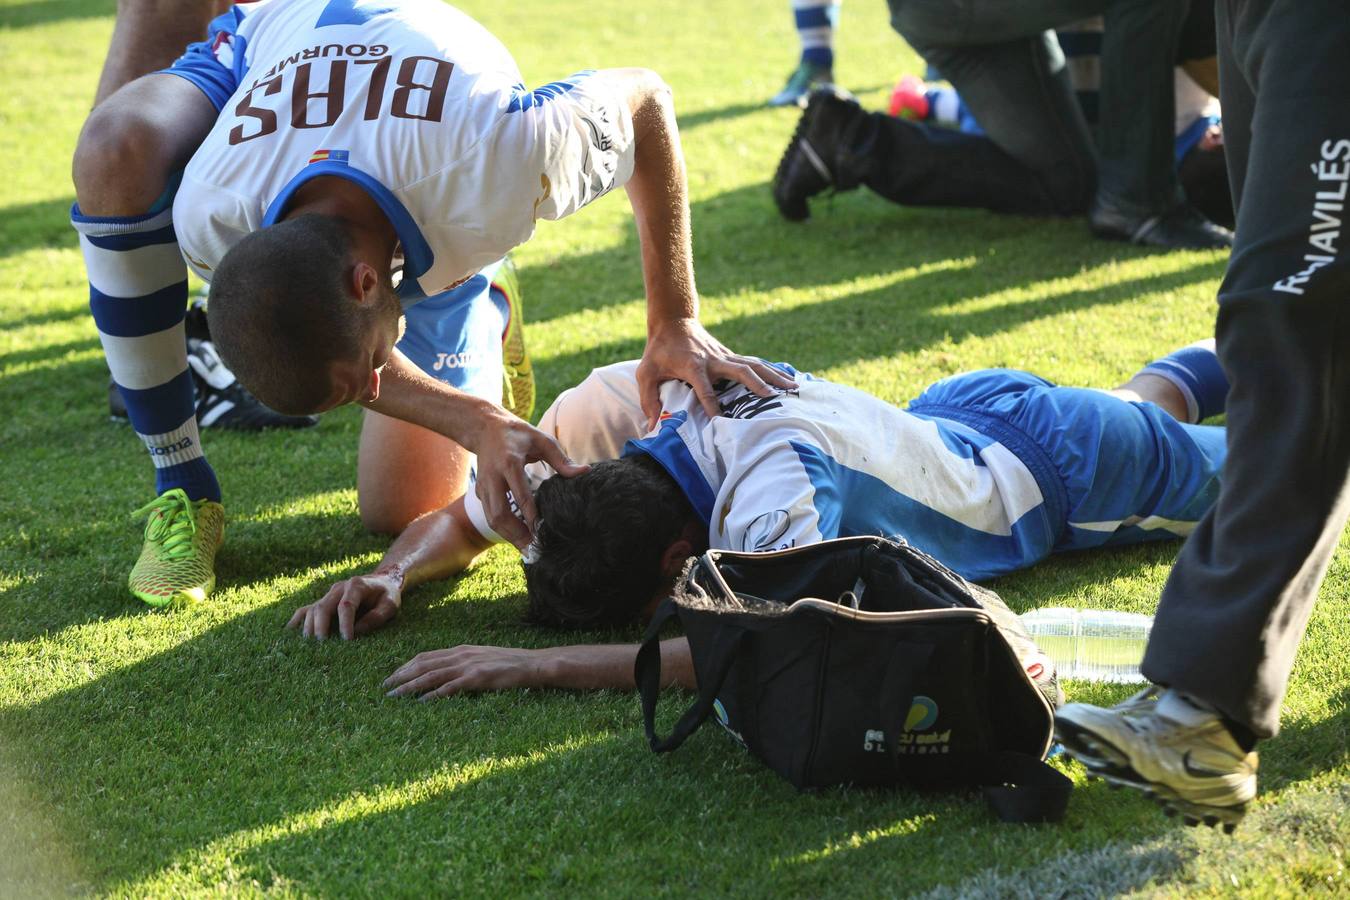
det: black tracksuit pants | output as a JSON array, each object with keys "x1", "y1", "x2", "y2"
[
  {"x1": 837, "y1": 0, "x2": 1188, "y2": 217},
  {"x1": 1141, "y1": 0, "x2": 1350, "y2": 739}
]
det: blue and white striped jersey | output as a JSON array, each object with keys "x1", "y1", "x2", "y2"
[
  {"x1": 169, "y1": 0, "x2": 636, "y2": 302},
  {"x1": 464, "y1": 361, "x2": 1065, "y2": 583}
]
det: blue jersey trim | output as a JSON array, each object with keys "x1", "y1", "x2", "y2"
[
  {"x1": 621, "y1": 412, "x2": 717, "y2": 524},
  {"x1": 115, "y1": 369, "x2": 197, "y2": 435},
  {"x1": 505, "y1": 72, "x2": 593, "y2": 113},
  {"x1": 262, "y1": 161, "x2": 434, "y2": 305},
  {"x1": 90, "y1": 282, "x2": 189, "y2": 337},
  {"x1": 316, "y1": 0, "x2": 399, "y2": 27}
]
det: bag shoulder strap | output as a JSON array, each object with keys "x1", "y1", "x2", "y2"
[
  {"x1": 977, "y1": 752, "x2": 1072, "y2": 823},
  {"x1": 635, "y1": 598, "x2": 748, "y2": 753}
]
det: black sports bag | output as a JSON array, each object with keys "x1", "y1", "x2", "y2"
[{"x1": 634, "y1": 536, "x2": 1071, "y2": 822}]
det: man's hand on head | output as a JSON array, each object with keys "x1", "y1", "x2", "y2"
[
  {"x1": 472, "y1": 408, "x2": 588, "y2": 548},
  {"x1": 287, "y1": 570, "x2": 404, "y2": 640},
  {"x1": 383, "y1": 645, "x2": 546, "y2": 699},
  {"x1": 636, "y1": 318, "x2": 797, "y2": 429}
]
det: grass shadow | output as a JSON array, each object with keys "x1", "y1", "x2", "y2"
[
  {"x1": 533, "y1": 248, "x2": 1225, "y2": 386},
  {"x1": 520, "y1": 179, "x2": 1224, "y2": 333},
  {"x1": 0, "y1": 196, "x2": 78, "y2": 259}
]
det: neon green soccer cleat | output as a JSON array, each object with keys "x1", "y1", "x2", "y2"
[
  {"x1": 492, "y1": 256, "x2": 535, "y2": 421},
  {"x1": 128, "y1": 488, "x2": 225, "y2": 607}
]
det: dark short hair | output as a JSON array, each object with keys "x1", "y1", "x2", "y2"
[
  {"x1": 207, "y1": 214, "x2": 396, "y2": 415},
  {"x1": 524, "y1": 455, "x2": 698, "y2": 629}
]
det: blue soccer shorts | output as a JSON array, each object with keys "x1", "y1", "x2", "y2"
[{"x1": 909, "y1": 369, "x2": 1228, "y2": 554}]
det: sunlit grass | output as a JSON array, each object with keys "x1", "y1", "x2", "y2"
[{"x1": 1, "y1": 0, "x2": 1346, "y2": 895}]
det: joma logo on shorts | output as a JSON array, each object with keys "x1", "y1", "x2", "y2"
[{"x1": 433, "y1": 352, "x2": 479, "y2": 371}]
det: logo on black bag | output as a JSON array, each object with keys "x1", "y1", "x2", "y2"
[
  {"x1": 899, "y1": 695, "x2": 950, "y2": 755},
  {"x1": 713, "y1": 698, "x2": 746, "y2": 748}
]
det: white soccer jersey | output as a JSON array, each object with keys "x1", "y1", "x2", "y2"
[
  {"x1": 171, "y1": 0, "x2": 636, "y2": 301},
  {"x1": 463, "y1": 361, "x2": 1059, "y2": 583}
]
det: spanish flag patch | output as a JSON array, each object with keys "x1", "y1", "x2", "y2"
[{"x1": 308, "y1": 149, "x2": 350, "y2": 165}]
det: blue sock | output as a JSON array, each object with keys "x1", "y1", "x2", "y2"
[
  {"x1": 1141, "y1": 339, "x2": 1230, "y2": 423},
  {"x1": 793, "y1": 1, "x2": 838, "y2": 70},
  {"x1": 73, "y1": 203, "x2": 221, "y2": 502}
]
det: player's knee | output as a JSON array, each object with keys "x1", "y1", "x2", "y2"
[{"x1": 72, "y1": 103, "x2": 178, "y2": 215}]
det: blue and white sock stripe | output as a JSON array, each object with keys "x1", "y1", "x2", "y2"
[
  {"x1": 74, "y1": 205, "x2": 193, "y2": 403},
  {"x1": 72, "y1": 205, "x2": 221, "y2": 501},
  {"x1": 792, "y1": 0, "x2": 838, "y2": 65},
  {"x1": 1140, "y1": 338, "x2": 1228, "y2": 424}
]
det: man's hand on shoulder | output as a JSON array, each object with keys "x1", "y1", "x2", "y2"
[
  {"x1": 637, "y1": 318, "x2": 798, "y2": 427},
  {"x1": 383, "y1": 645, "x2": 547, "y2": 699},
  {"x1": 287, "y1": 570, "x2": 404, "y2": 641}
]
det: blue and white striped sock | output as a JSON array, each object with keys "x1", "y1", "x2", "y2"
[
  {"x1": 792, "y1": 0, "x2": 839, "y2": 70},
  {"x1": 1141, "y1": 338, "x2": 1230, "y2": 424},
  {"x1": 72, "y1": 204, "x2": 221, "y2": 502}
]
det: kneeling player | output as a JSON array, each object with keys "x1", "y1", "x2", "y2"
[{"x1": 289, "y1": 342, "x2": 1230, "y2": 698}]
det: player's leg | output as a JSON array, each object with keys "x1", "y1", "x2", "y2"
[
  {"x1": 1056, "y1": 0, "x2": 1350, "y2": 829},
  {"x1": 72, "y1": 14, "x2": 239, "y2": 604},
  {"x1": 910, "y1": 367, "x2": 1228, "y2": 556},
  {"x1": 358, "y1": 264, "x2": 512, "y2": 535},
  {"x1": 93, "y1": 0, "x2": 232, "y2": 106},
  {"x1": 773, "y1": 20, "x2": 1097, "y2": 220},
  {"x1": 1142, "y1": 0, "x2": 1350, "y2": 743},
  {"x1": 768, "y1": 0, "x2": 840, "y2": 107},
  {"x1": 1108, "y1": 339, "x2": 1230, "y2": 424}
]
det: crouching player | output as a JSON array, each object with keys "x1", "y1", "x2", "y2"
[{"x1": 288, "y1": 342, "x2": 1231, "y2": 694}]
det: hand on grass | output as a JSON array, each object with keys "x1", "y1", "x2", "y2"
[
  {"x1": 473, "y1": 409, "x2": 589, "y2": 549},
  {"x1": 287, "y1": 571, "x2": 403, "y2": 641},
  {"x1": 383, "y1": 645, "x2": 544, "y2": 699},
  {"x1": 637, "y1": 318, "x2": 797, "y2": 429}
]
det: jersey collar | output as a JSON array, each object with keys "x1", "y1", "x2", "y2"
[
  {"x1": 262, "y1": 161, "x2": 434, "y2": 305},
  {"x1": 621, "y1": 411, "x2": 717, "y2": 525}
]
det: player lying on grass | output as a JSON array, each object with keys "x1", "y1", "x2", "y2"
[
  {"x1": 73, "y1": 0, "x2": 790, "y2": 607},
  {"x1": 289, "y1": 341, "x2": 1231, "y2": 697}
]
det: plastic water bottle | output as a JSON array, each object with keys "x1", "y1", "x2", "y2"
[{"x1": 1019, "y1": 608, "x2": 1153, "y2": 683}]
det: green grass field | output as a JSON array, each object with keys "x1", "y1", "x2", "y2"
[{"x1": 2, "y1": 0, "x2": 1347, "y2": 895}]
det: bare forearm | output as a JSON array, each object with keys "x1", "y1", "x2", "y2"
[
  {"x1": 619, "y1": 70, "x2": 699, "y2": 327},
  {"x1": 363, "y1": 350, "x2": 498, "y2": 451},
  {"x1": 536, "y1": 637, "x2": 695, "y2": 690},
  {"x1": 373, "y1": 501, "x2": 493, "y2": 592}
]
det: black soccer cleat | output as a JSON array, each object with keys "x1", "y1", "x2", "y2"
[
  {"x1": 187, "y1": 337, "x2": 319, "y2": 430},
  {"x1": 772, "y1": 86, "x2": 863, "y2": 221},
  {"x1": 108, "y1": 335, "x2": 319, "y2": 432}
]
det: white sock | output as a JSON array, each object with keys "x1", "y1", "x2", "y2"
[{"x1": 1155, "y1": 688, "x2": 1219, "y2": 725}]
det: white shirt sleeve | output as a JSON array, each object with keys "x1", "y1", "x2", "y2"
[
  {"x1": 172, "y1": 174, "x2": 259, "y2": 280},
  {"x1": 468, "y1": 71, "x2": 636, "y2": 235}
]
